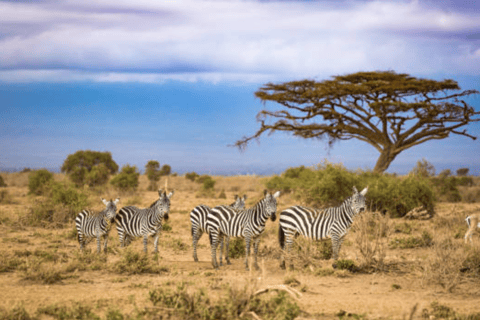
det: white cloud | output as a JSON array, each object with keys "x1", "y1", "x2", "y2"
[{"x1": 0, "y1": 0, "x2": 479, "y2": 83}]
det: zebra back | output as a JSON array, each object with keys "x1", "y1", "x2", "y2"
[
  {"x1": 210, "y1": 190, "x2": 279, "y2": 238},
  {"x1": 116, "y1": 190, "x2": 174, "y2": 238}
]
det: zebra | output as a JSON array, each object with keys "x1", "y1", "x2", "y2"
[
  {"x1": 190, "y1": 194, "x2": 247, "y2": 264},
  {"x1": 115, "y1": 189, "x2": 174, "y2": 253},
  {"x1": 75, "y1": 198, "x2": 120, "y2": 253},
  {"x1": 279, "y1": 186, "x2": 368, "y2": 269},
  {"x1": 207, "y1": 190, "x2": 280, "y2": 270}
]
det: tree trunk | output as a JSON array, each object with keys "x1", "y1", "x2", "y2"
[{"x1": 373, "y1": 147, "x2": 398, "y2": 173}]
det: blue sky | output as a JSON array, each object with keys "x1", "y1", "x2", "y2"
[{"x1": 0, "y1": 0, "x2": 479, "y2": 175}]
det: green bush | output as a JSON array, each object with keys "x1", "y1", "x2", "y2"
[
  {"x1": 26, "y1": 182, "x2": 88, "y2": 227},
  {"x1": 265, "y1": 162, "x2": 435, "y2": 217},
  {"x1": 185, "y1": 172, "x2": 199, "y2": 182},
  {"x1": 160, "y1": 164, "x2": 171, "y2": 176},
  {"x1": 201, "y1": 176, "x2": 216, "y2": 191},
  {"x1": 145, "y1": 160, "x2": 161, "y2": 191},
  {"x1": 110, "y1": 165, "x2": 140, "y2": 192},
  {"x1": 61, "y1": 150, "x2": 118, "y2": 187},
  {"x1": 28, "y1": 169, "x2": 54, "y2": 195},
  {"x1": 0, "y1": 175, "x2": 6, "y2": 187}
]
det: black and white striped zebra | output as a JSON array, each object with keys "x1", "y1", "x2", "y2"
[
  {"x1": 207, "y1": 190, "x2": 280, "y2": 270},
  {"x1": 75, "y1": 198, "x2": 120, "y2": 253},
  {"x1": 190, "y1": 194, "x2": 247, "y2": 264},
  {"x1": 279, "y1": 186, "x2": 368, "y2": 269},
  {"x1": 115, "y1": 190, "x2": 174, "y2": 253}
]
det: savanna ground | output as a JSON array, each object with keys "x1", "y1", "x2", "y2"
[{"x1": 1, "y1": 172, "x2": 480, "y2": 319}]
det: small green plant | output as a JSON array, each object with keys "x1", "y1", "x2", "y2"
[
  {"x1": 111, "y1": 249, "x2": 169, "y2": 275},
  {"x1": 334, "y1": 259, "x2": 357, "y2": 272},
  {"x1": 0, "y1": 304, "x2": 35, "y2": 320},
  {"x1": 390, "y1": 231, "x2": 433, "y2": 249},
  {"x1": 28, "y1": 169, "x2": 54, "y2": 195},
  {"x1": 228, "y1": 238, "x2": 246, "y2": 259},
  {"x1": 218, "y1": 189, "x2": 227, "y2": 199},
  {"x1": 37, "y1": 303, "x2": 100, "y2": 320}
]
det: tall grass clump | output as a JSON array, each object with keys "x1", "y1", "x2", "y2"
[
  {"x1": 266, "y1": 161, "x2": 435, "y2": 217},
  {"x1": 111, "y1": 249, "x2": 169, "y2": 275},
  {"x1": 352, "y1": 211, "x2": 391, "y2": 272}
]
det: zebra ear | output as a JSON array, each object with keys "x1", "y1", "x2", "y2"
[
  {"x1": 243, "y1": 194, "x2": 247, "y2": 200},
  {"x1": 360, "y1": 187, "x2": 368, "y2": 196},
  {"x1": 167, "y1": 190, "x2": 174, "y2": 199},
  {"x1": 102, "y1": 198, "x2": 108, "y2": 205},
  {"x1": 352, "y1": 186, "x2": 358, "y2": 194},
  {"x1": 273, "y1": 191, "x2": 281, "y2": 199},
  {"x1": 234, "y1": 194, "x2": 239, "y2": 200},
  {"x1": 158, "y1": 189, "x2": 163, "y2": 197},
  {"x1": 114, "y1": 198, "x2": 120, "y2": 205},
  {"x1": 263, "y1": 189, "x2": 268, "y2": 196}
]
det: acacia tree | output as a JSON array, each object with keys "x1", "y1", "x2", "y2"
[{"x1": 235, "y1": 71, "x2": 479, "y2": 173}]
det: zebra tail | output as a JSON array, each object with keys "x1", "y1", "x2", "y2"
[
  {"x1": 278, "y1": 225, "x2": 285, "y2": 250},
  {"x1": 209, "y1": 232, "x2": 213, "y2": 246}
]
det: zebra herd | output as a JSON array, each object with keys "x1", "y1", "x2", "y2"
[{"x1": 75, "y1": 186, "x2": 369, "y2": 270}]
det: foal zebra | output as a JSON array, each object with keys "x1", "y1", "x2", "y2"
[
  {"x1": 207, "y1": 190, "x2": 280, "y2": 270},
  {"x1": 279, "y1": 186, "x2": 368, "y2": 269},
  {"x1": 115, "y1": 190, "x2": 174, "y2": 253},
  {"x1": 190, "y1": 194, "x2": 247, "y2": 264},
  {"x1": 76, "y1": 198, "x2": 120, "y2": 253}
]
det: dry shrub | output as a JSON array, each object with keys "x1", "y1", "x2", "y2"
[
  {"x1": 283, "y1": 236, "x2": 333, "y2": 270},
  {"x1": 422, "y1": 235, "x2": 464, "y2": 292},
  {"x1": 351, "y1": 211, "x2": 391, "y2": 272}
]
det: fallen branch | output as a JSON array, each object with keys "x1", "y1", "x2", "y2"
[{"x1": 253, "y1": 284, "x2": 303, "y2": 301}]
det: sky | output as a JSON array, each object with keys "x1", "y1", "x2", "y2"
[{"x1": 0, "y1": 0, "x2": 479, "y2": 175}]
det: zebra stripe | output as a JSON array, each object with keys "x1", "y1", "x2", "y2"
[
  {"x1": 208, "y1": 190, "x2": 280, "y2": 270},
  {"x1": 190, "y1": 195, "x2": 247, "y2": 264},
  {"x1": 75, "y1": 198, "x2": 120, "y2": 253},
  {"x1": 279, "y1": 186, "x2": 367, "y2": 269},
  {"x1": 115, "y1": 190, "x2": 174, "y2": 253}
]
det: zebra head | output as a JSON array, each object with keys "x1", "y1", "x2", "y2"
[
  {"x1": 102, "y1": 197, "x2": 120, "y2": 222},
  {"x1": 263, "y1": 190, "x2": 281, "y2": 221},
  {"x1": 350, "y1": 186, "x2": 368, "y2": 214},
  {"x1": 156, "y1": 189, "x2": 174, "y2": 221},
  {"x1": 232, "y1": 194, "x2": 247, "y2": 210}
]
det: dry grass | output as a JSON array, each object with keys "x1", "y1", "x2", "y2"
[{"x1": 1, "y1": 172, "x2": 480, "y2": 318}]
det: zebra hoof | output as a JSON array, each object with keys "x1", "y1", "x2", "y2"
[
  {"x1": 280, "y1": 262, "x2": 286, "y2": 270},
  {"x1": 254, "y1": 264, "x2": 260, "y2": 271},
  {"x1": 332, "y1": 263, "x2": 338, "y2": 269},
  {"x1": 226, "y1": 260, "x2": 232, "y2": 265}
]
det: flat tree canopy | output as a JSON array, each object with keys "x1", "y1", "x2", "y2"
[{"x1": 235, "y1": 71, "x2": 479, "y2": 173}]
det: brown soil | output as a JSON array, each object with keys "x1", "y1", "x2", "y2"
[{"x1": 1, "y1": 174, "x2": 480, "y2": 319}]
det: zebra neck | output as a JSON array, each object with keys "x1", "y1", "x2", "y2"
[
  {"x1": 338, "y1": 200, "x2": 356, "y2": 224},
  {"x1": 252, "y1": 199, "x2": 269, "y2": 224}
]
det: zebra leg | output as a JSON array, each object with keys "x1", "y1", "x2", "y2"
[
  {"x1": 143, "y1": 235, "x2": 148, "y2": 253},
  {"x1": 103, "y1": 234, "x2": 108, "y2": 254},
  {"x1": 332, "y1": 235, "x2": 345, "y2": 268},
  {"x1": 219, "y1": 237, "x2": 224, "y2": 266},
  {"x1": 192, "y1": 230, "x2": 203, "y2": 262},
  {"x1": 96, "y1": 234, "x2": 101, "y2": 253},
  {"x1": 153, "y1": 233, "x2": 160, "y2": 254},
  {"x1": 225, "y1": 237, "x2": 231, "y2": 265},
  {"x1": 209, "y1": 232, "x2": 219, "y2": 269},
  {"x1": 244, "y1": 236, "x2": 251, "y2": 271},
  {"x1": 253, "y1": 237, "x2": 261, "y2": 270}
]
